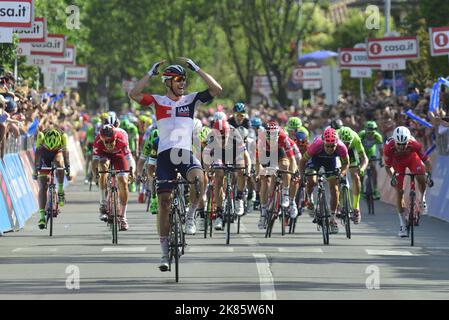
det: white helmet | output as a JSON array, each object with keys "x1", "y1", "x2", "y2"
[
  {"x1": 106, "y1": 111, "x2": 119, "y2": 127},
  {"x1": 214, "y1": 111, "x2": 227, "y2": 121},
  {"x1": 393, "y1": 126, "x2": 411, "y2": 144}
]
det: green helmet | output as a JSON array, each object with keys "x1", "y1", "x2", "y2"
[
  {"x1": 365, "y1": 121, "x2": 378, "y2": 131},
  {"x1": 337, "y1": 126, "x2": 354, "y2": 145},
  {"x1": 287, "y1": 117, "x2": 302, "y2": 130},
  {"x1": 199, "y1": 126, "x2": 211, "y2": 143},
  {"x1": 44, "y1": 129, "x2": 62, "y2": 150},
  {"x1": 92, "y1": 117, "x2": 101, "y2": 125},
  {"x1": 121, "y1": 119, "x2": 129, "y2": 129},
  {"x1": 149, "y1": 129, "x2": 159, "y2": 145}
]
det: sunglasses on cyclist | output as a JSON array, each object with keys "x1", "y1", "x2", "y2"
[
  {"x1": 395, "y1": 142, "x2": 407, "y2": 146},
  {"x1": 324, "y1": 143, "x2": 337, "y2": 148},
  {"x1": 172, "y1": 76, "x2": 186, "y2": 82}
]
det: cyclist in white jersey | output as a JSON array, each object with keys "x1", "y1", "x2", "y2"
[{"x1": 129, "y1": 58, "x2": 222, "y2": 272}]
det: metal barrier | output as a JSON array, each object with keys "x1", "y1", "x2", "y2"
[
  {"x1": 435, "y1": 126, "x2": 449, "y2": 156},
  {"x1": 3, "y1": 134, "x2": 34, "y2": 157}
]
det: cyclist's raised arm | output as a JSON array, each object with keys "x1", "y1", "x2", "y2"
[
  {"x1": 179, "y1": 57, "x2": 222, "y2": 97},
  {"x1": 129, "y1": 60, "x2": 165, "y2": 103}
]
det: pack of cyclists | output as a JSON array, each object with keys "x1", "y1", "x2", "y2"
[{"x1": 34, "y1": 58, "x2": 433, "y2": 272}]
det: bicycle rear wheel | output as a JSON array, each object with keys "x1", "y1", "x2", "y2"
[{"x1": 365, "y1": 174, "x2": 375, "y2": 215}]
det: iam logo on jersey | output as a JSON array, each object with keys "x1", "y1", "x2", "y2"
[{"x1": 176, "y1": 105, "x2": 193, "y2": 118}]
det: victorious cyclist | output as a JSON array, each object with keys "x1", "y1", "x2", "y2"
[{"x1": 129, "y1": 57, "x2": 222, "y2": 271}]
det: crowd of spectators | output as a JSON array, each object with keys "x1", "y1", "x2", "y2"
[
  {"x1": 195, "y1": 82, "x2": 449, "y2": 153},
  {"x1": 0, "y1": 69, "x2": 86, "y2": 159}
]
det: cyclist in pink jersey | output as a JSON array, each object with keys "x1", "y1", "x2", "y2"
[{"x1": 299, "y1": 127, "x2": 349, "y2": 234}]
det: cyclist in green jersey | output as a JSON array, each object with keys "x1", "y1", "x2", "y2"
[
  {"x1": 137, "y1": 128, "x2": 159, "y2": 214},
  {"x1": 337, "y1": 126, "x2": 368, "y2": 224},
  {"x1": 358, "y1": 121, "x2": 383, "y2": 200},
  {"x1": 84, "y1": 117, "x2": 101, "y2": 184},
  {"x1": 286, "y1": 117, "x2": 309, "y2": 142}
]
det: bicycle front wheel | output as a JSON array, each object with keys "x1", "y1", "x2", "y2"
[
  {"x1": 319, "y1": 191, "x2": 330, "y2": 245},
  {"x1": 225, "y1": 199, "x2": 232, "y2": 245},
  {"x1": 341, "y1": 186, "x2": 352, "y2": 239},
  {"x1": 47, "y1": 186, "x2": 55, "y2": 237},
  {"x1": 112, "y1": 190, "x2": 119, "y2": 244},
  {"x1": 409, "y1": 193, "x2": 415, "y2": 247}
]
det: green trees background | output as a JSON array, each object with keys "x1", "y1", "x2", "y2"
[{"x1": 2, "y1": 0, "x2": 449, "y2": 110}]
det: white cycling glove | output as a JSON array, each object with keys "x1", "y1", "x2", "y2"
[
  {"x1": 147, "y1": 61, "x2": 164, "y2": 77},
  {"x1": 185, "y1": 58, "x2": 200, "y2": 72}
]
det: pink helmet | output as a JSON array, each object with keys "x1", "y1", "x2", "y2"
[{"x1": 322, "y1": 127, "x2": 337, "y2": 144}]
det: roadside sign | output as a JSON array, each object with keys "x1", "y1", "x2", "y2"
[
  {"x1": 15, "y1": 16, "x2": 45, "y2": 42},
  {"x1": 16, "y1": 42, "x2": 30, "y2": 55},
  {"x1": 0, "y1": 27, "x2": 13, "y2": 43},
  {"x1": 303, "y1": 80, "x2": 321, "y2": 90},
  {"x1": 30, "y1": 33, "x2": 65, "y2": 57},
  {"x1": 50, "y1": 45, "x2": 76, "y2": 65},
  {"x1": 430, "y1": 26, "x2": 449, "y2": 56},
  {"x1": 339, "y1": 48, "x2": 381, "y2": 69},
  {"x1": 350, "y1": 68, "x2": 372, "y2": 78},
  {"x1": 367, "y1": 36, "x2": 419, "y2": 60},
  {"x1": 25, "y1": 55, "x2": 50, "y2": 66},
  {"x1": 292, "y1": 66, "x2": 322, "y2": 83},
  {"x1": 0, "y1": 0, "x2": 33, "y2": 28},
  {"x1": 65, "y1": 65, "x2": 88, "y2": 82},
  {"x1": 381, "y1": 59, "x2": 406, "y2": 71}
]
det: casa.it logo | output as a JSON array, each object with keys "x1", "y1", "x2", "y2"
[
  {"x1": 370, "y1": 43, "x2": 382, "y2": 55},
  {"x1": 0, "y1": 174, "x2": 12, "y2": 211}
]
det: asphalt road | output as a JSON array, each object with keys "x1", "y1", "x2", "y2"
[{"x1": 1, "y1": 177, "x2": 449, "y2": 300}]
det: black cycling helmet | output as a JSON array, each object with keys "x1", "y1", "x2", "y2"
[{"x1": 330, "y1": 119, "x2": 343, "y2": 130}]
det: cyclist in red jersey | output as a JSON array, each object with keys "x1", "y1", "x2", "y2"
[
  {"x1": 92, "y1": 125, "x2": 135, "y2": 231},
  {"x1": 256, "y1": 121, "x2": 298, "y2": 229},
  {"x1": 383, "y1": 126, "x2": 432, "y2": 238}
]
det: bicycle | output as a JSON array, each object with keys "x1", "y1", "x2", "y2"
[
  {"x1": 264, "y1": 168, "x2": 296, "y2": 238},
  {"x1": 156, "y1": 174, "x2": 199, "y2": 282},
  {"x1": 364, "y1": 158, "x2": 383, "y2": 215},
  {"x1": 392, "y1": 172, "x2": 433, "y2": 247},
  {"x1": 40, "y1": 163, "x2": 66, "y2": 237},
  {"x1": 98, "y1": 166, "x2": 132, "y2": 244},
  {"x1": 305, "y1": 169, "x2": 339, "y2": 245},
  {"x1": 211, "y1": 164, "x2": 246, "y2": 245}
]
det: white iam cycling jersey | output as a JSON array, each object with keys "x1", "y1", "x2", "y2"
[{"x1": 139, "y1": 90, "x2": 213, "y2": 154}]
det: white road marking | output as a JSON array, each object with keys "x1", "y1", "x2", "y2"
[
  {"x1": 101, "y1": 247, "x2": 147, "y2": 253},
  {"x1": 188, "y1": 247, "x2": 234, "y2": 253},
  {"x1": 253, "y1": 253, "x2": 277, "y2": 300},
  {"x1": 12, "y1": 247, "x2": 58, "y2": 253},
  {"x1": 365, "y1": 249, "x2": 413, "y2": 256},
  {"x1": 278, "y1": 247, "x2": 323, "y2": 253}
]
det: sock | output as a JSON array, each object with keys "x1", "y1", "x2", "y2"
[
  {"x1": 397, "y1": 212, "x2": 405, "y2": 227},
  {"x1": 121, "y1": 203, "x2": 127, "y2": 220},
  {"x1": 188, "y1": 204, "x2": 198, "y2": 219},
  {"x1": 353, "y1": 192, "x2": 361, "y2": 210},
  {"x1": 160, "y1": 236, "x2": 169, "y2": 256},
  {"x1": 290, "y1": 197, "x2": 295, "y2": 204},
  {"x1": 100, "y1": 189, "x2": 106, "y2": 204},
  {"x1": 39, "y1": 209, "x2": 45, "y2": 219},
  {"x1": 282, "y1": 187, "x2": 289, "y2": 195},
  {"x1": 58, "y1": 184, "x2": 64, "y2": 194}
]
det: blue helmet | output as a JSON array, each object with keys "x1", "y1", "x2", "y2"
[
  {"x1": 233, "y1": 102, "x2": 246, "y2": 113},
  {"x1": 250, "y1": 117, "x2": 262, "y2": 129},
  {"x1": 295, "y1": 131, "x2": 307, "y2": 142}
]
